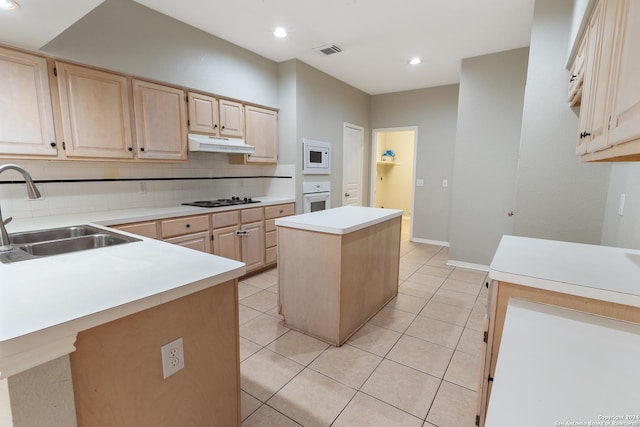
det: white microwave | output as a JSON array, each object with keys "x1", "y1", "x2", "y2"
[{"x1": 303, "y1": 139, "x2": 331, "y2": 175}]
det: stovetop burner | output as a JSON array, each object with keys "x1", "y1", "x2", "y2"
[{"x1": 182, "y1": 197, "x2": 261, "y2": 208}]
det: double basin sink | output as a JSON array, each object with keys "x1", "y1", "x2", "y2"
[{"x1": 0, "y1": 225, "x2": 140, "y2": 264}]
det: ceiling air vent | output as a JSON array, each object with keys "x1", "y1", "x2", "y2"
[{"x1": 314, "y1": 44, "x2": 342, "y2": 56}]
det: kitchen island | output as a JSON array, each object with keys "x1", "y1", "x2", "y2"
[
  {"x1": 477, "y1": 235, "x2": 640, "y2": 427},
  {"x1": 275, "y1": 206, "x2": 402, "y2": 346},
  {"x1": 0, "y1": 209, "x2": 258, "y2": 426}
]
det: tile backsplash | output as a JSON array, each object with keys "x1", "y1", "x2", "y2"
[{"x1": 0, "y1": 154, "x2": 294, "y2": 219}]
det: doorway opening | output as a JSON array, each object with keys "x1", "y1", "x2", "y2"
[{"x1": 370, "y1": 127, "x2": 417, "y2": 240}]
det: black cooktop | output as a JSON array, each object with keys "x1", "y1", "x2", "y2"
[{"x1": 182, "y1": 197, "x2": 261, "y2": 208}]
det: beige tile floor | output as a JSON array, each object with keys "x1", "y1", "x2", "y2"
[{"x1": 239, "y1": 221, "x2": 488, "y2": 426}]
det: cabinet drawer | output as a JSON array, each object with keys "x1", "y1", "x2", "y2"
[
  {"x1": 266, "y1": 246, "x2": 277, "y2": 264},
  {"x1": 113, "y1": 221, "x2": 158, "y2": 239},
  {"x1": 212, "y1": 211, "x2": 239, "y2": 229},
  {"x1": 241, "y1": 207, "x2": 264, "y2": 223},
  {"x1": 265, "y1": 230, "x2": 277, "y2": 248},
  {"x1": 265, "y1": 219, "x2": 276, "y2": 232},
  {"x1": 160, "y1": 215, "x2": 209, "y2": 238},
  {"x1": 265, "y1": 204, "x2": 294, "y2": 219}
]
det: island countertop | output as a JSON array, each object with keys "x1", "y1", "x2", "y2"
[
  {"x1": 490, "y1": 235, "x2": 640, "y2": 308},
  {"x1": 0, "y1": 198, "x2": 304, "y2": 378},
  {"x1": 275, "y1": 206, "x2": 403, "y2": 235}
]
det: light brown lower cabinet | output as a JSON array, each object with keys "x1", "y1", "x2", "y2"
[
  {"x1": 476, "y1": 280, "x2": 640, "y2": 426},
  {"x1": 71, "y1": 279, "x2": 241, "y2": 426}
]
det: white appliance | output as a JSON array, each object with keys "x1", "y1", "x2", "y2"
[
  {"x1": 302, "y1": 139, "x2": 331, "y2": 175},
  {"x1": 303, "y1": 181, "x2": 331, "y2": 213},
  {"x1": 188, "y1": 134, "x2": 255, "y2": 154}
]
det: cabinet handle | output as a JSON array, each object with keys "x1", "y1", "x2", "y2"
[
  {"x1": 580, "y1": 131, "x2": 591, "y2": 139},
  {"x1": 50, "y1": 142, "x2": 57, "y2": 148},
  {"x1": 569, "y1": 74, "x2": 577, "y2": 82}
]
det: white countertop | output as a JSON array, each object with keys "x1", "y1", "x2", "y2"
[
  {"x1": 486, "y1": 299, "x2": 640, "y2": 426},
  {"x1": 275, "y1": 206, "x2": 403, "y2": 235},
  {"x1": 490, "y1": 235, "x2": 640, "y2": 308},
  {"x1": 0, "y1": 196, "x2": 292, "y2": 378}
]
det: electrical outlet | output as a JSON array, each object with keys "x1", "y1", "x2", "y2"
[{"x1": 161, "y1": 337, "x2": 185, "y2": 379}]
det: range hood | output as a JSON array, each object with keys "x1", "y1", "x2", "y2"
[{"x1": 188, "y1": 134, "x2": 255, "y2": 154}]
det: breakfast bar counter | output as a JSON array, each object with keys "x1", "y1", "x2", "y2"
[{"x1": 275, "y1": 206, "x2": 402, "y2": 345}]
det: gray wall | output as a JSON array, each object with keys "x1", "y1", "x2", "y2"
[
  {"x1": 512, "y1": 0, "x2": 610, "y2": 244},
  {"x1": 449, "y1": 48, "x2": 529, "y2": 266},
  {"x1": 41, "y1": 0, "x2": 278, "y2": 107},
  {"x1": 370, "y1": 85, "x2": 459, "y2": 243},
  {"x1": 293, "y1": 61, "x2": 371, "y2": 212}
]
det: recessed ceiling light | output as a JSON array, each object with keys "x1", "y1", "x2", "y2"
[
  {"x1": 0, "y1": 0, "x2": 19, "y2": 10},
  {"x1": 273, "y1": 27, "x2": 288, "y2": 38},
  {"x1": 408, "y1": 57, "x2": 422, "y2": 65}
]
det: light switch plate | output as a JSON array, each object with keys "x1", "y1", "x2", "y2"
[
  {"x1": 416, "y1": 179, "x2": 424, "y2": 187},
  {"x1": 618, "y1": 193, "x2": 626, "y2": 216}
]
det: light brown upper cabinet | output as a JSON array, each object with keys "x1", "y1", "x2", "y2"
[
  {"x1": 572, "y1": 0, "x2": 640, "y2": 161},
  {"x1": 0, "y1": 47, "x2": 57, "y2": 157},
  {"x1": 55, "y1": 62, "x2": 135, "y2": 159},
  {"x1": 244, "y1": 105, "x2": 278, "y2": 164},
  {"x1": 218, "y1": 99, "x2": 244, "y2": 138},
  {"x1": 187, "y1": 92, "x2": 219, "y2": 135},
  {"x1": 132, "y1": 79, "x2": 187, "y2": 161}
]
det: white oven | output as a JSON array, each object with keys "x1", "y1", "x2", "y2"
[
  {"x1": 303, "y1": 139, "x2": 331, "y2": 175},
  {"x1": 303, "y1": 181, "x2": 331, "y2": 213}
]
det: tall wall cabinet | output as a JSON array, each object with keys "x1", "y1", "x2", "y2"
[{"x1": 570, "y1": 0, "x2": 640, "y2": 161}]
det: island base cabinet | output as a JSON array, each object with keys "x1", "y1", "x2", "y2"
[
  {"x1": 70, "y1": 280, "x2": 241, "y2": 427},
  {"x1": 278, "y1": 216, "x2": 401, "y2": 346}
]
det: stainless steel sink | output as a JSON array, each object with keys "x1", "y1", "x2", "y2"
[
  {"x1": 9, "y1": 225, "x2": 102, "y2": 245},
  {"x1": 0, "y1": 225, "x2": 141, "y2": 263}
]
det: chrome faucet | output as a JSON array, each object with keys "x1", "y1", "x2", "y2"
[{"x1": 0, "y1": 164, "x2": 42, "y2": 251}]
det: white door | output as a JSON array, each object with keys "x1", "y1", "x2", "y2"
[{"x1": 342, "y1": 123, "x2": 364, "y2": 206}]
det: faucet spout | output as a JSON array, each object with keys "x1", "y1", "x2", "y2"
[{"x1": 0, "y1": 164, "x2": 42, "y2": 251}]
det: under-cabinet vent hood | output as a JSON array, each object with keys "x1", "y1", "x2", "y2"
[{"x1": 188, "y1": 134, "x2": 255, "y2": 154}]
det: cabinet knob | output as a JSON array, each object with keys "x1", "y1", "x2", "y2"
[
  {"x1": 140, "y1": 147, "x2": 145, "y2": 152},
  {"x1": 507, "y1": 211, "x2": 514, "y2": 217},
  {"x1": 221, "y1": 126, "x2": 225, "y2": 130},
  {"x1": 214, "y1": 124, "x2": 218, "y2": 129},
  {"x1": 279, "y1": 210, "x2": 283, "y2": 214},
  {"x1": 186, "y1": 224, "x2": 190, "y2": 228},
  {"x1": 50, "y1": 142, "x2": 57, "y2": 148},
  {"x1": 569, "y1": 74, "x2": 577, "y2": 82},
  {"x1": 128, "y1": 147, "x2": 133, "y2": 152}
]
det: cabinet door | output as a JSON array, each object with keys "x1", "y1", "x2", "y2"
[
  {"x1": 579, "y1": 1, "x2": 620, "y2": 153},
  {"x1": 219, "y1": 99, "x2": 244, "y2": 138},
  {"x1": 607, "y1": 0, "x2": 640, "y2": 148},
  {"x1": 187, "y1": 92, "x2": 219, "y2": 135},
  {"x1": 133, "y1": 79, "x2": 187, "y2": 161},
  {"x1": 241, "y1": 221, "x2": 265, "y2": 272},
  {"x1": 112, "y1": 221, "x2": 158, "y2": 239},
  {"x1": 55, "y1": 62, "x2": 134, "y2": 159},
  {"x1": 165, "y1": 231, "x2": 211, "y2": 253},
  {"x1": 0, "y1": 47, "x2": 57, "y2": 157},
  {"x1": 213, "y1": 225, "x2": 241, "y2": 262},
  {"x1": 245, "y1": 105, "x2": 277, "y2": 163}
]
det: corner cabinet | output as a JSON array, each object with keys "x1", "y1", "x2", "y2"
[
  {"x1": 55, "y1": 62, "x2": 135, "y2": 159},
  {"x1": 132, "y1": 79, "x2": 187, "y2": 161},
  {"x1": 0, "y1": 47, "x2": 58, "y2": 157},
  {"x1": 571, "y1": 0, "x2": 640, "y2": 161}
]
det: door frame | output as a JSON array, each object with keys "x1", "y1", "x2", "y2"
[
  {"x1": 342, "y1": 122, "x2": 365, "y2": 206},
  {"x1": 370, "y1": 126, "x2": 418, "y2": 238}
]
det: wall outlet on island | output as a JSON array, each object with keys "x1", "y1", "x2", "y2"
[{"x1": 161, "y1": 337, "x2": 185, "y2": 379}]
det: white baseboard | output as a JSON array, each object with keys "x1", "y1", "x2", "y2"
[
  {"x1": 446, "y1": 260, "x2": 489, "y2": 272},
  {"x1": 410, "y1": 237, "x2": 449, "y2": 247}
]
